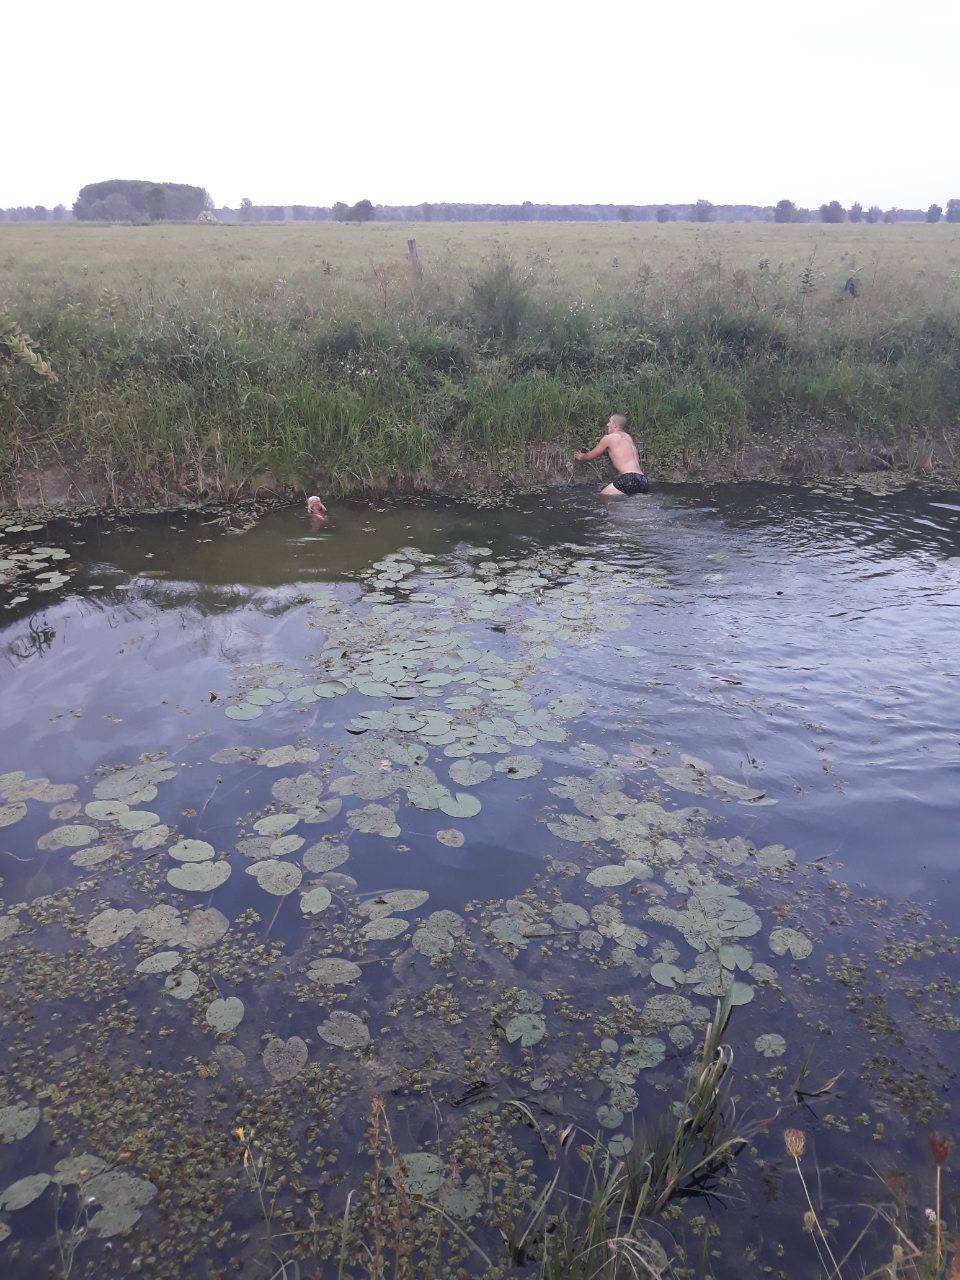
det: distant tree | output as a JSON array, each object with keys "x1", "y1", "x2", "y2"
[
  {"x1": 945, "y1": 199, "x2": 960, "y2": 223},
  {"x1": 926, "y1": 203, "x2": 943, "y2": 223},
  {"x1": 692, "y1": 198, "x2": 714, "y2": 222},
  {"x1": 87, "y1": 193, "x2": 138, "y2": 222},
  {"x1": 774, "y1": 198, "x2": 797, "y2": 223},
  {"x1": 419, "y1": 202, "x2": 433, "y2": 221},
  {"x1": 848, "y1": 202, "x2": 863, "y2": 223},
  {"x1": 865, "y1": 205, "x2": 882, "y2": 224},
  {"x1": 618, "y1": 206, "x2": 632, "y2": 222},
  {"x1": 144, "y1": 185, "x2": 167, "y2": 221},
  {"x1": 33, "y1": 205, "x2": 48, "y2": 221},
  {"x1": 351, "y1": 199, "x2": 375, "y2": 223},
  {"x1": 882, "y1": 208, "x2": 898, "y2": 223},
  {"x1": 52, "y1": 204, "x2": 66, "y2": 221},
  {"x1": 656, "y1": 206, "x2": 670, "y2": 223},
  {"x1": 819, "y1": 200, "x2": 845, "y2": 223},
  {"x1": 239, "y1": 197, "x2": 253, "y2": 223},
  {"x1": 74, "y1": 180, "x2": 209, "y2": 222},
  {"x1": 332, "y1": 201, "x2": 350, "y2": 222}
]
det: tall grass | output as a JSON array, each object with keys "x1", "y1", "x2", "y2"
[{"x1": 2, "y1": 224, "x2": 959, "y2": 504}]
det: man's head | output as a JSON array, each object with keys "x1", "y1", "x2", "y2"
[
  {"x1": 306, "y1": 495, "x2": 327, "y2": 516},
  {"x1": 607, "y1": 413, "x2": 628, "y2": 433}
]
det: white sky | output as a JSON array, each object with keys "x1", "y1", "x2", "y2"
[{"x1": 6, "y1": 0, "x2": 958, "y2": 210}]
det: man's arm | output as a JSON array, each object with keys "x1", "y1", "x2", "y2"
[{"x1": 574, "y1": 435, "x2": 611, "y2": 462}]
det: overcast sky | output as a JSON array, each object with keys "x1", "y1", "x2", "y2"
[{"x1": 6, "y1": 0, "x2": 958, "y2": 210}]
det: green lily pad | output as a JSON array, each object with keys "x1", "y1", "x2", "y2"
[
  {"x1": 504, "y1": 1012, "x2": 547, "y2": 1047},
  {"x1": 650, "y1": 962, "x2": 685, "y2": 988},
  {"x1": 395, "y1": 1152, "x2": 444, "y2": 1197},
  {"x1": 225, "y1": 702, "x2": 263, "y2": 720},
  {"x1": 586, "y1": 864, "x2": 634, "y2": 888},
  {"x1": 169, "y1": 838, "x2": 215, "y2": 862},
  {"x1": 135, "y1": 951, "x2": 181, "y2": 974},
  {"x1": 205, "y1": 996, "x2": 244, "y2": 1033},
  {"x1": 87, "y1": 907, "x2": 138, "y2": 949},
  {"x1": 246, "y1": 860, "x2": 302, "y2": 896},
  {"x1": 254, "y1": 814, "x2": 299, "y2": 836},
  {"x1": 117, "y1": 809, "x2": 159, "y2": 831},
  {"x1": 495, "y1": 755, "x2": 542, "y2": 779},
  {"x1": 347, "y1": 804, "x2": 400, "y2": 837},
  {"x1": 0, "y1": 802, "x2": 27, "y2": 828},
  {"x1": 318, "y1": 1011, "x2": 370, "y2": 1049},
  {"x1": 755, "y1": 1033, "x2": 787, "y2": 1058},
  {"x1": 37, "y1": 823, "x2": 98, "y2": 850},
  {"x1": 167, "y1": 861, "x2": 231, "y2": 892},
  {"x1": 300, "y1": 885, "x2": 333, "y2": 915},
  {"x1": 0, "y1": 1172, "x2": 51, "y2": 1211},
  {"x1": 303, "y1": 841, "x2": 350, "y2": 873},
  {"x1": 361, "y1": 917, "x2": 409, "y2": 941},
  {"x1": 263, "y1": 1035, "x2": 308, "y2": 1081},
  {"x1": 438, "y1": 792, "x2": 481, "y2": 819},
  {"x1": 769, "y1": 927, "x2": 813, "y2": 959},
  {"x1": 0, "y1": 1102, "x2": 40, "y2": 1144},
  {"x1": 164, "y1": 970, "x2": 199, "y2": 1000},
  {"x1": 436, "y1": 828, "x2": 465, "y2": 848},
  {"x1": 308, "y1": 957, "x2": 362, "y2": 986},
  {"x1": 597, "y1": 1105, "x2": 623, "y2": 1130},
  {"x1": 448, "y1": 760, "x2": 492, "y2": 787}
]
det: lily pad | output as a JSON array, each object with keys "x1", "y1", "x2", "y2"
[
  {"x1": 87, "y1": 907, "x2": 138, "y2": 949},
  {"x1": 0, "y1": 802, "x2": 27, "y2": 827},
  {"x1": 0, "y1": 1172, "x2": 51, "y2": 1211},
  {"x1": 504, "y1": 1012, "x2": 547, "y2": 1047},
  {"x1": 769, "y1": 927, "x2": 813, "y2": 960},
  {"x1": 438, "y1": 792, "x2": 481, "y2": 819},
  {"x1": 0, "y1": 1102, "x2": 40, "y2": 1144},
  {"x1": 164, "y1": 970, "x2": 199, "y2": 1000},
  {"x1": 436, "y1": 828, "x2": 465, "y2": 848},
  {"x1": 347, "y1": 804, "x2": 400, "y2": 837},
  {"x1": 37, "y1": 823, "x2": 98, "y2": 850},
  {"x1": 246, "y1": 860, "x2": 302, "y2": 896},
  {"x1": 303, "y1": 840, "x2": 350, "y2": 873},
  {"x1": 395, "y1": 1152, "x2": 444, "y2": 1197},
  {"x1": 318, "y1": 1010, "x2": 370, "y2": 1049},
  {"x1": 169, "y1": 838, "x2": 216, "y2": 862},
  {"x1": 495, "y1": 755, "x2": 541, "y2": 779},
  {"x1": 135, "y1": 950, "x2": 181, "y2": 974},
  {"x1": 167, "y1": 861, "x2": 231, "y2": 892},
  {"x1": 263, "y1": 1035, "x2": 308, "y2": 1081},
  {"x1": 308, "y1": 957, "x2": 362, "y2": 986},
  {"x1": 755, "y1": 1033, "x2": 787, "y2": 1058},
  {"x1": 448, "y1": 760, "x2": 492, "y2": 787},
  {"x1": 300, "y1": 885, "x2": 333, "y2": 915},
  {"x1": 206, "y1": 996, "x2": 244, "y2": 1033}
]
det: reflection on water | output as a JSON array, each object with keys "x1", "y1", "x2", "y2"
[{"x1": 1, "y1": 482, "x2": 959, "y2": 1277}]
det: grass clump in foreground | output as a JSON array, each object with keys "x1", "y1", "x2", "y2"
[{"x1": 2, "y1": 222, "x2": 960, "y2": 505}]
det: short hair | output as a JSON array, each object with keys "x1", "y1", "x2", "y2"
[{"x1": 609, "y1": 413, "x2": 628, "y2": 429}]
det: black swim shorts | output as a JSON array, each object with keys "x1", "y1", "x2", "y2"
[{"x1": 611, "y1": 472, "x2": 650, "y2": 496}]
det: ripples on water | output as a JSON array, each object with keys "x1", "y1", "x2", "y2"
[{"x1": 1, "y1": 483, "x2": 958, "y2": 1277}]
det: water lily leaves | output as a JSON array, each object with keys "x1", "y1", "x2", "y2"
[
  {"x1": 263, "y1": 1035, "x2": 308, "y2": 1081},
  {"x1": 769, "y1": 927, "x2": 813, "y2": 959},
  {"x1": 269, "y1": 834, "x2": 305, "y2": 858},
  {"x1": 52, "y1": 1153, "x2": 108, "y2": 1184},
  {"x1": 413, "y1": 910, "x2": 466, "y2": 957},
  {"x1": 184, "y1": 907, "x2": 229, "y2": 950},
  {"x1": 271, "y1": 772, "x2": 328, "y2": 813},
  {"x1": 448, "y1": 760, "x2": 491, "y2": 787},
  {"x1": 642, "y1": 993, "x2": 709, "y2": 1029},
  {"x1": 84, "y1": 1170, "x2": 156, "y2": 1237},
  {"x1": 0, "y1": 1102, "x2": 39, "y2": 1143},
  {"x1": 167, "y1": 861, "x2": 231, "y2": 892},
  {"x1": 436, "y1": 828, "x2": 465, "y2": 848},
  {"x1": 308, "y1": 957, "x2": 362, "y2": 986},
  {"x1": 164, "y1": 970, "x2": 199, "y2": 1000},
  {"x1": 0, "y1": 802, "x2": 27, "y2": 827},
  {"x1": 549, "y1": 692, "x2": 586, "y2": 719},
  {"x1": 37, "y1": 823, "x2": 98, "y2": 850},
  {"x1": 132, "y1": 824, "x2": 169, "y2": 851},
  {"x1": 246, "y1": 687, "x2": 286, "y2": 706},
  {"x1": 438, "y1": 792, "x2": 481, "y2": 819},
  {"x1": 552, "y1": 901, "x2": 590, "y2": 929},
  {"x1": 205, "y1": 996, "x2": 244, "y2": 1033},
  {"x1": 254, "y1": 813, "x2": 299, "y2": 837},
  {"x1": 318, "y1": 1011, "x2": 370, "y2": 1049},
  {"x1": 169, "y1": 838, "x2": 215, "y2": 862},
  {"x1": 755, "y1": 1033, "x2": 787, "y2": 1058},
  {"x1": 756, "y1": 843, "x2": 795, "y2": 872},
  {"x1": 710, "y1": 774, "x2": 771, "y2": 804},
  {"x1": 0, "y1": 914, "x2": 21, "y2": 941},
  {"x1": 117, "y1": 809, "x2": 159, "y2": 831},
  {"x1": 504, "y1": 1012, "x2": 547, "y2": 1047},
  {"x1": 87, "y1": 907, "x2": 138, "y2": 949},
  {"x1": 0, "y1": 1172, "x2": 51, "y2": 1211},
  {"x1": 93, "y1": 760, "x2": 175, "y2": 804},
  {"x1": 622, "y1": 1037, "x2": 666, "y2": 1070},
  {"x1": 650, "y1": 962, "x2": 685, "y2": 988},
  {"x1": 303, "y1": 840, "x2": 350, "y2": 873},
  {"x1": 495, "y1": 755, "x2": 541, "y2": 779},
  {"x1": 259, "y1": 745, "x2": 321, "y2": 768},
  {"x1": 135, "y1": 950, "x2": 181, "y2": 974},
  {"x1": 300, "y1": 885, "x2": 332, "y2": 915},
  {"x1": 586, "y1": 864, "x2": 634, "y2": 888},
  {"x1": 225, "y1": 702, "x2": 263, "y2": 720},
  {"x1": 360, "y1": 889, "x2": 430, "y2": 916},
  {"x1": 395, "y1": 1152, "x2": 444, "y2": 1197},
  {"x1": 608, "y1": 1134, "x2": 633, "y2": 1158},
  {"x1": 597, "y1": 1105, "x2": 623, "y2": 1130},
  {"x1": 361, "y1": 917, "x2": 409, "y2": 942},
  {"x1": 347, "y1": 804, "x2": 400, "y2": 837},
  {"x1": 246, "y1": 860, "x2": 302, "y2": 896}
]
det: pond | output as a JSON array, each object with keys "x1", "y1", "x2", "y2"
[{"x1": 1, "y1": 482, "x2": 959, "y2": 1278}]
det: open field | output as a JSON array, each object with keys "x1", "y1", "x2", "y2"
[{"x1": 2, "y1": 222, "x2": 960, "y2": 505}]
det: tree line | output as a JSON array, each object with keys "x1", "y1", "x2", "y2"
[{"x1": 3, "y1": 186, "x2": 960, "y2": 224}]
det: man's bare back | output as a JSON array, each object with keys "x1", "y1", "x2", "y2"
[{"x1": 573, "y1": 413, "x2": 649, "y2": 497}]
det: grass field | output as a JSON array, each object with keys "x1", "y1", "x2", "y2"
[{"x1": 2, "y1": 222, "x2": 959, "y2": 505}]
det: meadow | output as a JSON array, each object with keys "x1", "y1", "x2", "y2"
[{"x1": 2, "y1": 221, "x2": 959, "y2": 505}]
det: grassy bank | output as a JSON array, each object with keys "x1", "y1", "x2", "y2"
[{"x1": 2, "y1": 223, "x2": 959, "y2": 506}]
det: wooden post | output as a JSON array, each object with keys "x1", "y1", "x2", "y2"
[{"x1": 407, "y1": 238, "x2": 423, "y2": 283}]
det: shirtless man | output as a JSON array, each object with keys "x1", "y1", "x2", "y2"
[
  {"x1": 574, "y1": 413, "x2": 649, "y2": 497},
  {"x1": 306, "y1": 495, "x2": 331, "y2": 527}
]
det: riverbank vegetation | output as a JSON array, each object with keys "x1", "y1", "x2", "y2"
[{"x1": 2, "y1": 223, "x2": 959, "y2": 506}]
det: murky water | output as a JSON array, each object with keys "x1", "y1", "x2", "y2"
[{"x1": 1, "y1": 483, "x2": 959, "y2": 1277}]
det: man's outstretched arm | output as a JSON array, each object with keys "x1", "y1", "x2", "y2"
[{"x1": 574, "y1": 435, "x2": 611, "y2": 462}]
